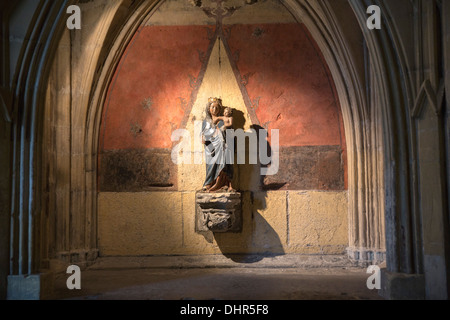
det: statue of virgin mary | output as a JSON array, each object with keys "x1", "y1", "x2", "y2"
[{"x1": 201, "y1": 98, "x2": 234, "y2": 192}]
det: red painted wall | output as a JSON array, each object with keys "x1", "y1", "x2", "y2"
[
  {"x1": 226, "y1": 23, "x2": 344, "y2": 148},
  {"x1": 101, "y1": 25, "x2": 214, "y2": 150}
]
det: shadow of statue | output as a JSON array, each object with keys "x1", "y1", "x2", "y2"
[
  {"x1": 212, "y1": 109, "x2": 285, "y2": 263},
  {"x1": 251, "y1": 124, "x2": 286, "y2": 191}
]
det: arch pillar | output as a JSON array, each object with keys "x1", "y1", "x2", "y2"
[
  {"x1": 350, "y1": 0, "x2": 450, "y2": 299},
  {"x1": 284, "y1": 0, "x2": 386, "y2": 265}
]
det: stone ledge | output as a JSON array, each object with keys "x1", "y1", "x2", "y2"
[{"x1": 88, "y1": 254, "x2": 360, "y2": 270}]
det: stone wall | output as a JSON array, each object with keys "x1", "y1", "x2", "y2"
[{"x1": 98, "y1": 191, "x2": 348, "y2": 256}]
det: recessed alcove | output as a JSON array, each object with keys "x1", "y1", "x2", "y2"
[{"x1": 97, "y1": 0, "x2": 349, "y2": 258}]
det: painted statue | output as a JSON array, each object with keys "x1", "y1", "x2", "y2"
[{"x1": 202, "y1": 97, "x2": 235, "y2": 192}]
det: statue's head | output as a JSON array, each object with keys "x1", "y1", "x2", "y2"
[
  {"x1": 206, "y1": 97, "x2": 223, "y2": 118},
  {"x1": 223, "y1": 107, "x2": 232, "y2": 117}
]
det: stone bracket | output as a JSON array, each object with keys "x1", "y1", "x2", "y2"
[{"x1": 195, "y1": 191, "x2": 242, "y2": 233}]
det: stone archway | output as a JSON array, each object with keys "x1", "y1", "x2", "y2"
[
  {"x1": 4, "y1": 0, "x2": 449, "y2": 300},
  {"x1": 94, "y1": 0, "x2": 350, "y2": 259}
]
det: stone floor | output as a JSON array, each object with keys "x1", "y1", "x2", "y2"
[{"x1": 47, "y1": 255, "x2": 384, "y2": 300}]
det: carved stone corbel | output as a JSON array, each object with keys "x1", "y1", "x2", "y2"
[{"x1": 195, "y1": 191, "x2": 242, "y2": 233}]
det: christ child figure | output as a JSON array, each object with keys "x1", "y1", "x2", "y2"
[{"x1": 214, "y1": 106, "x2": 233, "y2": 130}]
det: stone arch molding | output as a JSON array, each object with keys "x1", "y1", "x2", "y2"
[
  {"x1": 37, "y1": 0, "x2": 390, "y2": 269},
  {"x1": 283, "y1": 0, "x2": 387, "y2": 265}
]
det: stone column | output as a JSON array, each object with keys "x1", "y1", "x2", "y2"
[
  {"x1": 0, "y1": 113, "x2": 11, "y2": 300},
  {"x1": 6, "y1": 0, "x2": 73, "y2": 300}
]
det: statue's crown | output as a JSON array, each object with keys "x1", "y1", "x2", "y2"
[{"x1": 208, "y1": 97, "x2": 222, "y2": 104}]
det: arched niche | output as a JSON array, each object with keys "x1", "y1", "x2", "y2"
[
  {"x1": 95, "y1": 0, "x2": 349, "y2": 257},
  {"x1": 36, "y1": 0, "x2": 387, "y2": 267}
]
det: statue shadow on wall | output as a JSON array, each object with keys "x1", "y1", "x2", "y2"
[{"x1": 210, "y1": 111, "x2": 286, "y2": 263}]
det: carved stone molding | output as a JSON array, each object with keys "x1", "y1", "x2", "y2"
[{"x1": 195, "y1": 191, "x2": 242, "y2": 233}]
